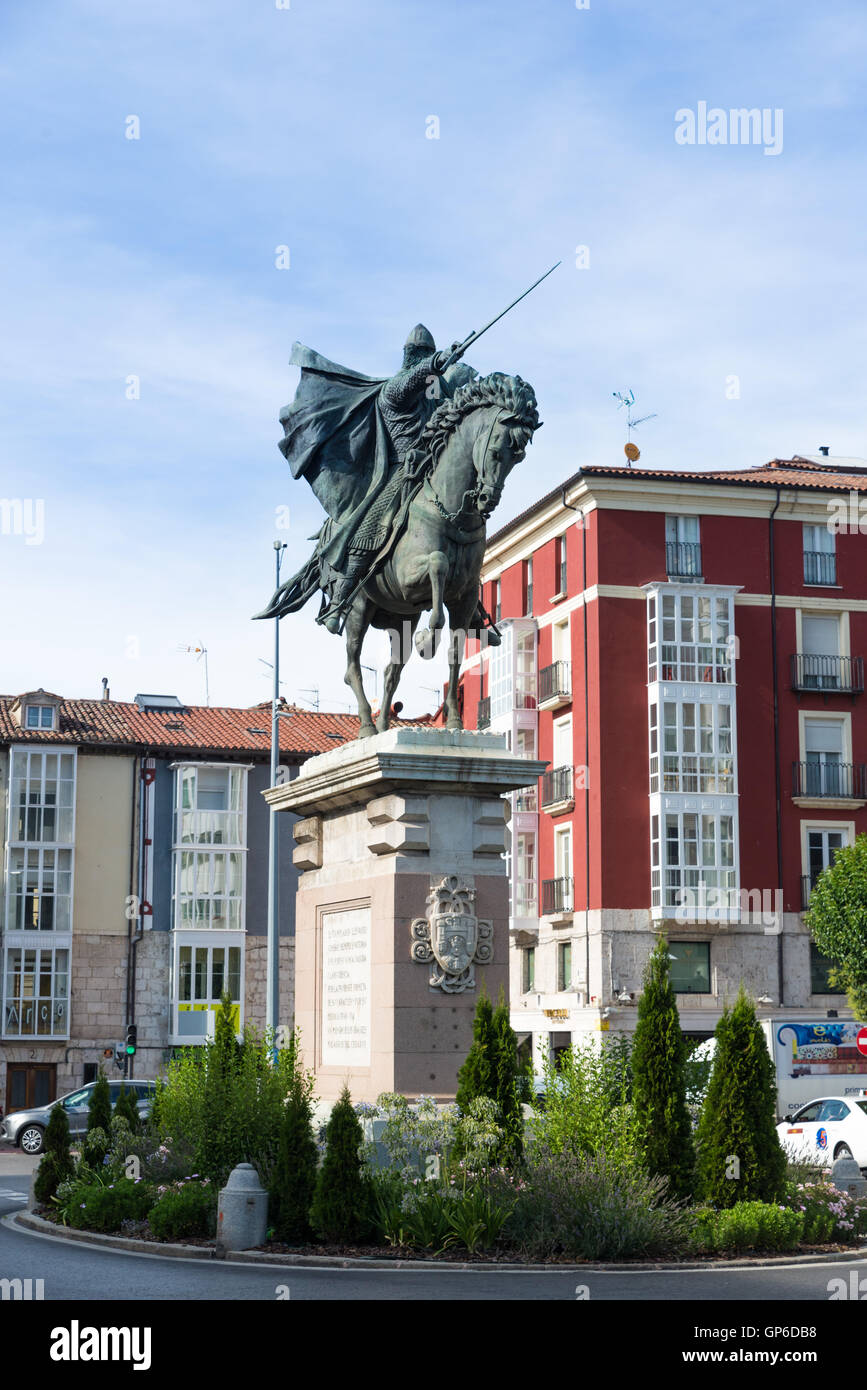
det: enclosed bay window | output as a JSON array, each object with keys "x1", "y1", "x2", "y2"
[
  {"x1": 648, "y1": 591, "x2": 732, "y2": 684},
  {"x1": 175, "y1": 765, "x2": 244, "y2": 846},
  {"x1": 172, "y1": 938, "x2": 243, "y2": 1040},
  {"x1": 3, "y1": 945, "x2": 69, "y2": 1037},
  {"x1": 6, "y1": 847, "x2": 72, "y2": 932},
  {"x1": 488, "y1": 620, "x2": 537, "y2": 717},
  {"x1": 652, "y1": 811, "x2": 736, "y2": 912},
  {"x1": 9, "y1": 749, "x2": 76, "y2": 843},
  {"x1": 174, "y1": 850, "x2": 243, "y2": 929},
  {"x1": 651, "y1": 699, "x2": 734, "y2": 794},
  {"x1": 514, "y1": 831, "x2": 537, "y2": 918}
]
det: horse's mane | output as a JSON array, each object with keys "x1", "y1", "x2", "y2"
[{"x1": 420, "y1": 371, "x2": 541, "y2": 465}]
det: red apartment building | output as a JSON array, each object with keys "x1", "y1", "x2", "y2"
[{"x1": 459, "y1": 454, "x2": 867, "y2": 1071}]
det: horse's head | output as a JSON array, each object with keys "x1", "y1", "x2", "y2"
[{"x1": 421, "y1": 371, "x2": 541, "y2": 522}]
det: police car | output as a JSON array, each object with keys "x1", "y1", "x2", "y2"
[{"x1": 776, "y1": 1094, "x2": 867, "y2": 1170}]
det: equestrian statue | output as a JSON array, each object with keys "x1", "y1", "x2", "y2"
[{"x1": 255, "y1": 267, "x2": 557, "y2": 737}]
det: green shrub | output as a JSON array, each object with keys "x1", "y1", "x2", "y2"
[
  {"x1": 114, "y1": 1084, "x2": 140, "y2": 1135},
  {"x1": 310, "y1": 1086, "x2": 373, "y2": 1244},
  {"x1": 631, "y1": 937, "x2": 694, "y2": 1197},
  {"x1": 86, "y1": 1072, "x2": 113, "y2": 1165},
  {"x1": 153, "y1": 1006, "x2": 300, "y2": 1184},
  {"x1": 700, "y1": 1201, "x2": 804, "y2": 1254},
  {"x1": 528, "y1": 1040, "x2": 641, "y2": 1166},
  {"x1": 696, "y1": 989, "x2": 787, "y2": 1208},
  {"x1": 66, "y1": 1178, "x2": 155, "y2": 1233},
  {"x1": 148, "y1": 1181, "x2": 217, "y2": 1240},
  {"x1": 496, "y1": 1148, "x2": 693, "y2": 1260},
  {"x1": 34, "y1": 1103, "x2": 75, "y2": 1205},
  {"x1": 268, "y1": 1046, "x2": 318, "y2": 1244}
]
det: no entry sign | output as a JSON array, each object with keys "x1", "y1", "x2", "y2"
[{"x1": 856, "y1": 1027, "x2": 867, "y2": 1057}]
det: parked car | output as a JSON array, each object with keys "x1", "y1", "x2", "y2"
[
  {"x1": 0, "y1": 1079, "x2": 157, "y2": 1155},
  {"x1": 776, "y1": 1095, "x2": 867, "y2": 1171}
]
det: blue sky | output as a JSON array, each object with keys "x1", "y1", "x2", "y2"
[{"x1": 2, "y1": 0, "x2": 866, "y2": 715}]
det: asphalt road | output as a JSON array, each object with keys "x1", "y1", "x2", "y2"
[{"x1": 1, "y1": 1174, "x2": 865, "y2": 1301}]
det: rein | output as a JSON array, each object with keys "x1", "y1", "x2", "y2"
[{"x1": 424, "y1": 408, "x2": 504, "y2": 528}]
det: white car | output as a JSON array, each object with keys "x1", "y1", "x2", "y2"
[{"x1": 777, "y1": 1095, "x2": 867, "y2": 1170}]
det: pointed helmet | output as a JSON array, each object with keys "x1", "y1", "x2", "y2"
[{"x1": 404, "y1": 323, "x2": 436, "y2": 353}]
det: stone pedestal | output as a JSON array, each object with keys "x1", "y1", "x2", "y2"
[{"x1": 264, "y1": 727, "x2": 545, "y2": 1103}]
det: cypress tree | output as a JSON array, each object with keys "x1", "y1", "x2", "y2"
[
  {"x1": 115, "y1": 1084, "x2": 140, "y2": 1135},
  {"x1": 696, "y1": 987, "x2": 787, "y2": 1207},
  {"x1": 455, "y1": 990, "x2": 495, "y2": 1113},
  {"x1": 269, "y1": 1083, "x2": 319, "y2": 1244},
  {"x1": 490, "y1": 990, "x2": 526, "y2": 1163},
  {"x1": 631, "y1": 937, "x2": 694, "y2": 1197},
  {"x1": 34, "y1": 1101, "x2": 75, "y2": 1205},
  {"x1": 310, "y1": 1086, "x2": 372, "y2": 1244},
  {"x1": 87, "y1": 1069, "x2": 112, "y2": 1134}
]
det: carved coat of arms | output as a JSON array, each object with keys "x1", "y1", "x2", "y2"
[{"x1": 411, "y1": 875, "x2": 493, "y2": 993}]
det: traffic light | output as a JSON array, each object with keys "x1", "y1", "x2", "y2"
[
  {"x1": 125, "y1": 1024, "x2": 137, "y2": 1057},
  {"x1": 113, "y1": 1043, "x2": 125, "y2": 1071}
]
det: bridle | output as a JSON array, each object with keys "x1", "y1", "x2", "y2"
[{"x1": 425, "y1": 407, "x2": 510, "y2": 529}]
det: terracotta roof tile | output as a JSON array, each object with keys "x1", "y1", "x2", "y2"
[{"x1": 0, "y1": 697, "x2": 382, "y2": 757}]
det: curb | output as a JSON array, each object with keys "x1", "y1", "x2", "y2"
[{"x1": 10, "y1": 1211, "x2": 867, "y2": 1273}]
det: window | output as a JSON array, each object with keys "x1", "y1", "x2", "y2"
[
  {"x1": 488, "y1": 623, "x2": 537, "y2": 718},
  {"x1": 174, "y1": 850, "x2": 243, "y2": 929},
  {"x1": 801, "y1": 614, "x2": 841, "y2": 689},
  {"x1": 652, "y1": 812, "x2": 736, "y2": 911},
  {"x1": 648, "y1": 592, "x2": 732, "y2": 684},
  {"x1": 651, "y1": 699, "x2": 734, "y2": 794},
  {"x1": 9, "y1": 750, "x2": 76, "y2": 843},
  {"x1": 805, "y1": 827, "x2": 845, "y2": 892},
  {"x1": 6, "y1": 847, "x2": 72, "y2": 931},
  {"x1": 552, "y1": 716, "x2": 572, "y2": 770},
  {"x1": 804, "y1": 719, "x2": 844, "y2": 796},
  {"x1": 493, "y1": 579, "x2": 501, "y2": 623},
  {"x1": 25, "y1": 705, "x2": 55, "y2": 730},
  {"x1": 175, "y1": 765, "x2": 244, "y2": 846},
  {"x1": 175, "y1": 942, "x2": 242, "y2": 1038},
  {"x1": 524, "y1": 558, "x2": 533, "y2": 615},
  {"x1": 3, "y1": 945, "x2": 69, "y2": 1037},
  {"x1": 514, "y1": 831, "x2": 537, "y2": 918},
  {"x1": 557, "y1": 941, "x2": 572, "y2": 991},
  {"x1": 665, "y1": 516, "x2": 701, "y2": 578},
  {"x1": 522, "y1": 947, "x2": 535, "y2": 993},
  {"x1": 513, "y1": 729, "x2": 538, "y2": 811},
  {"x1": 803, "y1": 524, "x2": 836, "y2": 585},
  {"x1": 555, "y1": 536, "x2": 568, "y2": 595},
  {"x1": 668, "y1": 941, "x2": 710, "y2": 994},
  {"x1": 810, "y1": 942, "x2": 845, "y2": 994}
]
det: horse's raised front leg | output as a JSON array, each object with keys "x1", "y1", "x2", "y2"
[
  {"x1": 377, "y1": 613, "x2": 420, "y2": 733},
  {"x1": 343, "y1": 593, "x2": 377, "y2": 738},
  {"x1": 444, "y1": 596, "x2": 474, "y2": 730},
  {"x1": 414, "y1": 550, "x2": 449, "y2": 659}
]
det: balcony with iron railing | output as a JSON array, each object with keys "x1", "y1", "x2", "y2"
[
  {"x1": 665, "y1": 541, "x2": 702, "y2": 581},
  {"x1": 790, "y1": 654, "x2": 864, "y2": 694},
  {"x1": 477, "y1": 696, "x2": 491, "y2": 730},
  {"x1": 804, "y1": 551, "x2": 837, "y2": 586},
  {"x1": 542, "y1": 876, "x2": 574, "y2": 916},
  {"x1": 538, "y1": 661, "x2": 572, "y2": 710},
  {"x1": 792, "y1": 761, "x2": 867, "y2": 801},
  {"x1": 541, "y1": 765, "x2": 574, "y2": 812}
]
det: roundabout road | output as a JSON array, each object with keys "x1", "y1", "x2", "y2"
[{"x1": 2, "y1": 1178, "x2": 866, "y2": 1301}]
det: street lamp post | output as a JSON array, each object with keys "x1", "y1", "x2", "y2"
[{"x1": 266, "y1": 541, "x2": 286, "y2": 1060}]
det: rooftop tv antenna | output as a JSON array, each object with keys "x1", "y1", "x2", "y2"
[
  {"x1": 177, "y1": 642, "x2": 209, "y2": 706},
  {"x1": 612, "y1": 390, "x2": 657, "y2": 465}
]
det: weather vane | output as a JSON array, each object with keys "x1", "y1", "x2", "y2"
[{"x1": 612, "y1": 390, "x2": 657, "y2": 465}]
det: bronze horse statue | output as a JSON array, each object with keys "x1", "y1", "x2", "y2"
[
  {"x1": 260, "y1": 369, "x2": 541, "y2": 737},
  {"x1": 344, "y1": 372, "x2": 540, "y2": 735}
]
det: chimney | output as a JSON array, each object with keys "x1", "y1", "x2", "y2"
[
  {"x1": 101, "y1": 677, "x2": 110, "y2": 701},
  {"x1": 819, "y1": 446, "x2": 830, "y2": 457}
]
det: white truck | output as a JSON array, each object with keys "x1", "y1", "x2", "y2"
[{"x1": 693, "y1": 1017, "x2": 867, "y2": 1120}]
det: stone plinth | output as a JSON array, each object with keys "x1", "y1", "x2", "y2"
[{"x1": 264, "y1": 727, "x2": 546, "y2": 1102}]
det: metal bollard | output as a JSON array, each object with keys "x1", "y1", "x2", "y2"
[{"x1": 216, "y1": 1163, "x2": 268, "y2": 1253}]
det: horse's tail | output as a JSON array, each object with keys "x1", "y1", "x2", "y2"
[{"x1": 253, "y1": 553, "x2": 321, "y2": 620}]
